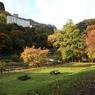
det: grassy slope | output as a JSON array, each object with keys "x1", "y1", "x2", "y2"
[
  {"x1": 49, "y1": 65, "x2": 95, "y2": 95},
  {"x1": 0, "y1": 62, "x2": 95, "y2": 95}
]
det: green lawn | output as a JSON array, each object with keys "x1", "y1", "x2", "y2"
[{"x1": 0, "y1": 62, "x2": 95, "y2": 95}]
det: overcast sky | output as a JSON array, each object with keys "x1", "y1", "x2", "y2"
[{"x1": 1, "y1": 0, "x2": 95, "y2": 29}]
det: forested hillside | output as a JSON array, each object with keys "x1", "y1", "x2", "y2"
[
  {"x1": 1, "y1": 1, "x2": 95, "y2": 63},
  {"x1": 0, "y1": 23, "x2": 55, "y2": 55},
  {"x1": 77, "y1": 18, "x2": 95, "y2": 32}
]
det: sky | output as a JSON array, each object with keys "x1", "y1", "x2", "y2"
[{"x1": 1, "y1": 0, "x2": 95, "y2": 29}]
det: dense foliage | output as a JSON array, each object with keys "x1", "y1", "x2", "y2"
[
  {"x1": 0, "y1": 10, "x2": 11, "y2": 23},
  {"x1": 48, "y1": 19, "x2": 95, "y2": 62},
  {"x1": 77, "y1": 18, "x2": 95, "y2": 32},
  {"x1": 21, "y1": 46, "x2": 49, "y2": 66},
  {"x1": 85, "y1": 24, "x2": 95, "y2": 60},
  {"x1": 0, "y1": 23, "x2": 54, "y2": 55},
  {"x1": 48, "y1": 20, "x2": 85, "y2": 62}
]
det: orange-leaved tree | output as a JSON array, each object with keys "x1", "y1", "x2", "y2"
[
  {"x1": 21, "y1": 46, "x2": 49, "y2": 67},
  {"x1": 86, "y1": 30, "x2": 95, "y2": 59}
]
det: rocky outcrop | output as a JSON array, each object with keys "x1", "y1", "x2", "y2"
[{"x1": 0, "y1": 2, "x2": 5, "y2": 11}]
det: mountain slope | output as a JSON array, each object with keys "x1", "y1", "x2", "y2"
[
  {"x1": 28, "y1": 19, "x2": 46, "y2": 26},
  {"x1": 77, "y1": 18, "x2": 95, "y2": 32}
]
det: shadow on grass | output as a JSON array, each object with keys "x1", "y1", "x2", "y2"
[
  {"x1": 48, "y1": 68, "x2": 95, "y2": 95},
  {"x1": 56, "y1": 62, "x2": 95, "y2": 68}
]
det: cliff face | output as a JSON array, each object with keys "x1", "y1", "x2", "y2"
[{"x1": 0, "y1": 2, "x2": 5, "y2": 11}]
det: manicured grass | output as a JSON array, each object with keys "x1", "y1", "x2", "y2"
[{"x1": 0, "y1": 62, "x2": 95, "y2": 95}]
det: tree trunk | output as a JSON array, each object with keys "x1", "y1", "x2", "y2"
[{"x1": 0, "y1": 68, "x2": 3, "y2": 73}]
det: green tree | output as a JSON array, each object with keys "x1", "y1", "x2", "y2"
[
  {"x1": 77, "y1": 18, "x2": 95, "y2": 32},
  {"x1": 48, "y1": 29, "x2": 63, "y2": 48},
  {"x1": 48, "y1": 20, "x2": 83, "y2": 61},
  {"x1": 10, "y1": 30, "x2": 25, "y2": 51},
  {"x1": 0, "y1": 14, "x2": 6, "y2": 23},
  {"x1": 0, "y1": 32, "x2": 12, "y2": 53},
  {"x1": 62, "y1": 20, "x2": 82, "y2": 60}
]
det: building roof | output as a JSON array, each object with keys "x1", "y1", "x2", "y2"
[{"x1": 8, "y1": 14, "x2": 30, "y2": 22}]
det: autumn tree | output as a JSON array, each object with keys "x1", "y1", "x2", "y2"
[
  {"x1": 83, "y1": 24, "x2": 95, "y2": 61},
  {"x1": 86, "y1": 30, "x2": 95, "y2": 60},
  {"x1": 21, "y1": 46, "x2": 49, "y2": 67}
]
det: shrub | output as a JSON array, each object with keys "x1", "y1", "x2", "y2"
[
  {"x1": 11, "y1": 54, "x2": 20, "y2": 62},
  {"x1": 21, "y1": 46, "x2": 49, "y2": 67}
]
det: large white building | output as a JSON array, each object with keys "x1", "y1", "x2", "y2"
[{"x1": 7, "y1": 14, "x2": 31, "y2": 27}]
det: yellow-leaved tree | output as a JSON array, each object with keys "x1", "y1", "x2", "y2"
[{"x1": 21, "y1": 46, "x2": 49, "y2": 67}]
